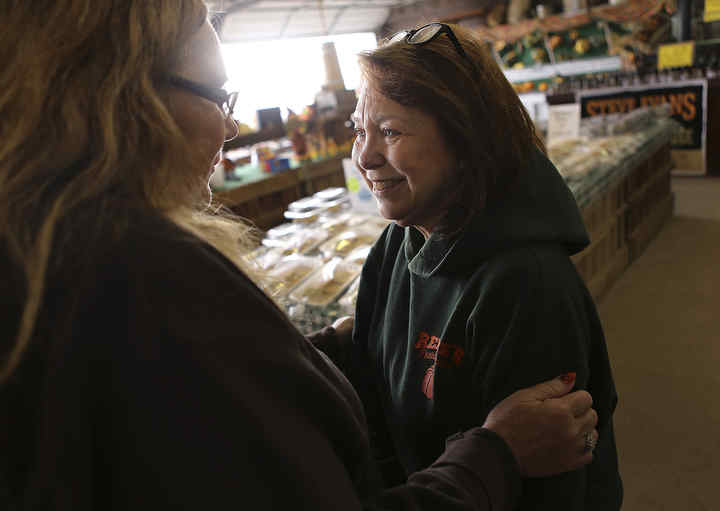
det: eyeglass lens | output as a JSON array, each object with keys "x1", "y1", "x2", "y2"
[
  {"x1": 389, "y1": 31, "x2": 407, "y2": 44},
  {"x1": 224, "y1": 92, "x2": 238, "y2": 117},
  {"x1": 407, "y1": 24, "x2": 443, "y2": 44}
]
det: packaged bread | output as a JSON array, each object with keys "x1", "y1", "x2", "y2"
[
  {"x1": 344, "y1": 245, "x2": 371, "y2": 266},
  {"x1": 338, "y1": 275, "x2": 361, "y2": 312},
  {"x1": 319, "y1": 228, "x2": 379, "y2": 259},
  {"x1": 244, "y1": 245, "x2": 286, "y2": 271},
  {"x1": 262, "y1": 227, "x2": 328, "y2": 255},
  {"x1": 345, "y1": 214, "x2": 391, "y2": 235},
  {"x1": 288, "y1": 258, "x2": 362, "y2": 307},
  {"x1": 317, "y1": 212, "x2": 352, "y2": 237},
  {"x1": 265, "y1": 222, "x2": 301, "y2": 240},
  {"x1": 263, "y1": 254, "x2": 323, "y2": 298}
]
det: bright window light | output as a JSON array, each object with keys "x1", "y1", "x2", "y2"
[{"x1": 221, "y1": 32, "x2": 377, "y2": 126}]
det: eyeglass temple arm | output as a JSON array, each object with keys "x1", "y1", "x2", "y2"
[{"x1": 442, "y1": 27, "x2": 472, "y2": 64}]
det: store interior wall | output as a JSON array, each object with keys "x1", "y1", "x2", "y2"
[{"x1": 381, "y1": 0, "x2": 500, "y2": 37}]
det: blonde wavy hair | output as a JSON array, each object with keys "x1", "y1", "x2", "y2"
[{"x1": 0, "y1": 0, "x2": 258, "y2": 383}]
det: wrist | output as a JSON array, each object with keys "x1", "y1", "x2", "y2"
[{"x1": 435, "y1": 427, "x2": 521, "y2": 508}]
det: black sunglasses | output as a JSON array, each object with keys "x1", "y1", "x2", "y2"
[
  {"x1": 389, "y1": 23, "x2": 477, "y2": 74},
  {"x1": 167, "y1": 75, "x2": 238, "y2": 119}
]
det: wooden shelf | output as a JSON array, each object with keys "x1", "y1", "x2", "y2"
[
  {"x1": 224, "y1": 126, "x2": 287, "y2": 150},
  {"x1": 213, "y1": 153, "x2": 349, "y2": 230}
]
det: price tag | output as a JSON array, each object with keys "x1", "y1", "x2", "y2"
[
  {"x1": 547, "y1": 103, "x2": 581, "y2": 146},
  {"x1": 705, "y1": 0, "x2": 720, "y2": 21},
  {"x1": 657, "y1": 42, "x2": 695, "y2": 70}
]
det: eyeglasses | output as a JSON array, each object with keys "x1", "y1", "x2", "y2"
[
  {"x1": 389, "y1": 23, "x2": 477, "y2": 75},
  {"x1": 167, "y1": 75, "x2": 238, "y2": 120}
]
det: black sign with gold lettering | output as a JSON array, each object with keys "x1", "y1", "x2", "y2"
[{"x1": 578, "y1": 82, "x2": 705, "y2": 150}]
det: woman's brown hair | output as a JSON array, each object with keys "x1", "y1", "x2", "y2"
[
  {"x1": 0, "y1": 0, "x2": 257, "y2": 383},
  {"x1": 357, "y1": 23, "x2": 545, "y2": 234}
]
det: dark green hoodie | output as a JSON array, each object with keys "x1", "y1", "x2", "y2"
[{"x1": 350, "y1": 150, "x2": 622, "y2": 510}]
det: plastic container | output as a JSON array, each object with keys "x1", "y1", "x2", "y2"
[
  {"x1": 288, "y1": 258, "x2": 362, "y2": 307},
  {"x1": 313, "y1": 187, "x2": 348, "y2": 202},
  {"x1": 337, "y1": 275, "x2": 361, "y2": 313},
  {"x1": 318, "y1": 228, "x2": 380, "y2": 260},
  {"x1": 263, "y1": 254, "x2": 323, "y2": 298},
  {"x1": 262, "y1": 227, "x2": 328, "y2": 255},
  {"x1": 344, "y1": 245, "x2": 371, "y2": 266},
  {"x1": 283, "y1": 209, "x2": 323, "y2": 224},
  {"x1": 244, "y1": 245, "x2": 286, "y2": 271},
  {"x1": 265, "y1": 222, "x2": 302, "y2": 239},
  {"x1": 287, "y1": 196, "x2": 324, "y2": 213}
]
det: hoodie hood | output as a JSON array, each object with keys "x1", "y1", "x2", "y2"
[{"x1": 406, "y1": 149, "x2": 589, "y2": 277}]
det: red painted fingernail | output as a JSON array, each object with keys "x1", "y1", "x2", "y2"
[{"x1": 560, "y1": 372, "x2": 576, "y2": 384}]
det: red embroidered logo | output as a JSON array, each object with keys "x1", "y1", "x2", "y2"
[{"x1": 414, "y1": 331, "x2": 465, "y2": 400}]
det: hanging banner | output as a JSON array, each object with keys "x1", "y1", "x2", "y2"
[{"x1": 578, "y1": 80, "x2": 707, "y2": 175}]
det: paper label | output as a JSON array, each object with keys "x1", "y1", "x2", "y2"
[
  {"x1": 657, "y1": 42, "x2": 694, "y2": 70},
  {"x1": 547, "y1": 103, "x2": 581, "y2": 146},
  {"x1": 705, "y1": 0, "x2": 720, "y2": 21}
]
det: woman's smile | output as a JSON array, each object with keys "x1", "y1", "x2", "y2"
[{"x1": 368, "y1": 177, "x2": 406, "y2": 194}]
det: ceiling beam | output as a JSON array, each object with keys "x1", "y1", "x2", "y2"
[
  {"x1": 223, "y1": 3, "x2": 391, "y2": 12},
  {"x1": 327, "y1": 5, "x2": 349, "y2": 34},
  {"x1": 278, "y1": 7, "x2": 299, "y2": 38},
  {"x1": 225, "y1": 0, "x2": 262, "y2": 14}
]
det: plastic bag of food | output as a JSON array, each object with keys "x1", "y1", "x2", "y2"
[
  {"x1": 263, "y1": 254, "x2": 323, "y2": 298},
  {"x1": 318, "y1": 228, "x2": 379, "y2": 260},
  {"x1": 288, "y1": 258, "x2": 362, "y2": 307}
]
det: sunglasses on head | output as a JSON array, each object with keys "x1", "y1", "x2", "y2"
[{"x1": 389, "y1": 23, "x2": 477, "y2": 74}]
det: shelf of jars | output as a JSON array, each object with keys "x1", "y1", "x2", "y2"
[{"x1": 245, "y1": 115, "x2": 675, "y2": 334}]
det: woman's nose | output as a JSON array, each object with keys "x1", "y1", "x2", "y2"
[
  {"x1": 356, "y1": 137, "x2": 385, "y2": 170},
  {"x1": 224, "y1": 116, "x2": 239, "y2": 142}
]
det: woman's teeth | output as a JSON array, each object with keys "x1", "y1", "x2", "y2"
[{"x1": 373, "y1": 179, "x2": 403, "y2": 191}]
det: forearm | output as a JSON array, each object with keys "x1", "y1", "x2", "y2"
[
  {"x1": 306, "y1": 325, "x2": 348, "y2": 370},
  {"x1": 367, "y1": 428, "x2": 521, "y2": 511}
]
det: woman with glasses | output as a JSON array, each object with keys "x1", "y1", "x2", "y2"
[
  {"x1": 0, "y1": 2, "x2": 598, "y2": 509},
  {"x1": 331, "y1": 22, "x2": 622, "y2": 511}
]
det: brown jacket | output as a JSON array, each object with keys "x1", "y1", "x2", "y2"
[{"x1": 0, "y1": 211, "x2": 520, "y2": 510}]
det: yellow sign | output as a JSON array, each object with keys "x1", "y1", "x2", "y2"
[
  {"x1": 657, "y1": 42, "x2": 695, "y2": 70},
  {"x1": 346, "y1": 176, "x2": 360, "y2": 193},
  {"x1": 705, "y1": 0, "x2": 720, "y2": 21}
]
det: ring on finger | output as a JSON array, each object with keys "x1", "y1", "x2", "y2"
[{"x1": 583, "y1": 431, "x2": 596, "y2": 453}]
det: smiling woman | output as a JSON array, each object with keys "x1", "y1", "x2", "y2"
[
  {"x1": 344, "y1": 22, "x2": 623, "y2": 511},
  {"x1": 351, "y1": 84, "x2": 458, "y2": 238}
]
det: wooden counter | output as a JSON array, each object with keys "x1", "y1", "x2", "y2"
[
  {"x1": 213, "y1": 154, "x2": 348, "y2": 230},
  {"x1": 572, "y1": 139, "x2": 674, "y2": 302}
]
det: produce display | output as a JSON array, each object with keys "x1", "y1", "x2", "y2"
[{"x1": 549, "y1": 115, "x2": 675, "y2": 208}]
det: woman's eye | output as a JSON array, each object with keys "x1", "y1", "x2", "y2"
[
  {"x1": 381, "y1": 128, "x2": 399, "y2": 137},
  {"x1": 353, "y1": 128, "x2": 366, "y2": 138}
]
